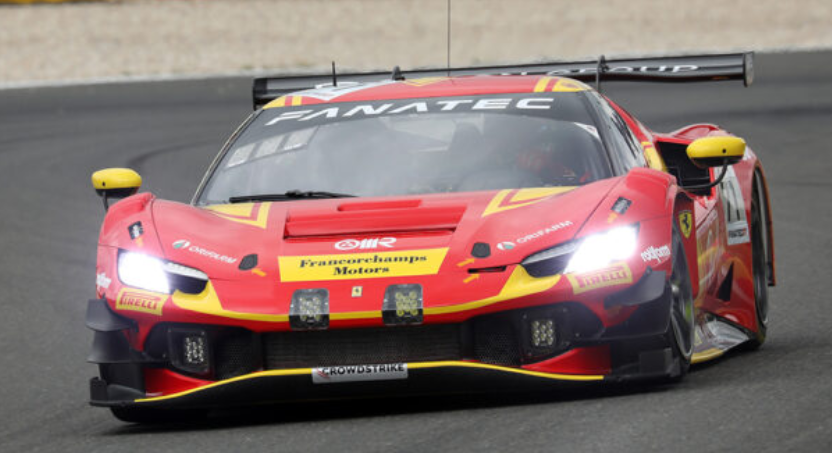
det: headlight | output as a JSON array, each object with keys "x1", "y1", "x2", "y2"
[
  {"x1": 521, "y1": 225, "x2": 638, "y2": 277},
  {"x1": 117, "y1": 251, "x2": 208, "y2": 294},
  {"x1": 565, "y1": 225, "x2": 638, "y2": 274}
]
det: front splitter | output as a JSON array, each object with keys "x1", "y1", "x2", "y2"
[{"x1": 92, "y1": 361, "x2": 604, "y2": 409}]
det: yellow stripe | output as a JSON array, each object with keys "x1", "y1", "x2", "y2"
[
  {"x1": 424, "y1": 266, "x2": 561, "y2": 315},
  {"x1": 533, "y1": 77, "x2": 552, "y2": 93},
  {"x1": 136, "y1": 361, "x2": 604, "y2": 403},
  {"x1": 172, "y1": 264, "x2": 559, "y2": 322},
  {"x1": 691, "y1": 348, "x2": 725, "y2": 364},
  {"x1": 330, "y1": 310, "x2": 382, "y2": 320},
  {"x1": 172, "y1": 282, "x2": 290, "y2": 323},
  {"x1": 264, "y1": 96, "x2": 287, "y2": 109},
  {"x1": 642, "y1": 141, "x2": 667, "y2": 171},
  {"x1": 290, "y1": 96, "x2": 302, "y2": 106},
  {"x1": 137, "y1": 368, "x2": 312, "y2": 403},
  {"x1": 204, "y1": 202, "x2": 272, "y2": 229},
  {"x1": 407, "y1": 361, "x2": 604, "y2": 381}
]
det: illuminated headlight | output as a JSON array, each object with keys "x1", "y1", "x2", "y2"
[
  {"x1": 118, "y1": 251, "x2": 208, "y2": 294},
  {"x1": 118, "y1": 252, "x2": 170, "y2": 293},
  {"x1": 290, "y1": 289, "x2": 329, "y2": 330},
  {"x1": 564, "y1": 226, "x2": 638, "y2": 274},
  {"x1": 383, "y1": 284, "x2": 423, "y2": 326},
  {"x1": 521, "y1": 225, "x2": 638, "y2": 277}
]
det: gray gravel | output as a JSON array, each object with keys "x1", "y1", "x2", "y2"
[{"x1": 1, "y1": 0, "x2": 831, "y2": 85}]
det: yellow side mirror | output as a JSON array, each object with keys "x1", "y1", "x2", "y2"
[
  {"x1": 686, "y1": 136, "x2": 746, "y2": 168},
  {"x1": 91, "y1": 168, "x2": 142, "y2": 210}
]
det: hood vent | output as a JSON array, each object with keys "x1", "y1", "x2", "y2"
[{"x1": 285, "y1": 200, "x2": 467, "y2": 238}]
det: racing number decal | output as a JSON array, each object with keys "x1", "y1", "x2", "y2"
[
  {"x1": 718, "y1": 167, "x2": 751, "y2": 245},
  {"x1": 678, "y1": 210, "x2": 693, "y2": 239}
]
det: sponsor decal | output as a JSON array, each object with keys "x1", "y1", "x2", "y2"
[
  {"x1": 278, "y1": 248, "x2": 448, "y2": 282},
  {"x1": 678, "y1": 210, "x2": 693, "y2": 239},
  {"x1": 172, "y1": 239, "x2": 190, "y2": 249},
  {"x1": 335, "y1": 237, "x2": 396, "y2": 251},
  {"x1": 116, "y1": 288, "x2": 165, "y2": 316},
  {"x1": 128, "y1": 221, "x2": 144, "y2": 246},
  {"x1": 567, "y1": 262, "x2": 633, "y2": 294},
  {"x1": 727, "y1": 221, "x2": 751, "y2": 245},
  {"x1": 548, "y1": 64, "x2": 700, "y2": 76},
  {"x1": 641, "y1": 245, "x2": 671, "y2": 263},
  {"x1": 96, "y1": 272, "x2": 111, "y2": 291},
  {"x1": 718, "y1": 167, "x2": 750, "y2": 246},
  {"x1": 351, "y1": 286, "x2": 363, "y2": 297},
  {"x1": 497, "y1": 241, "x2": 515, "y2": 251},
  {"x1": 266, "y1": 96, "x2": 556, "y2": 126},
  {"x1": 173, "y1": 239, "x2": 237, "y2": 264},
  {"x1": 312, "y1": 363, "x2": 408, "y2": 384},
  {"x1": 611, "y1": 197, "x2": 632, "y2": 215},
  {"x1": 515, "y1": 220, "x2": 574, "y2": 244},
  {"x1": 482, "y1": 187, "x2": 575, "y2": 217},
  {"x1": 607, "y1": 197, "x2": 632, "y2": 223},
  {"x1": 128, "y1": 221, "x2": 144, "y2": 240}
]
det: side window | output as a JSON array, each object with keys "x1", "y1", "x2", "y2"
[
  {"x1": 609, "y1": 110, "x2": 648, "y2": 168},
  {"x1": 586, "y1": 92, "x2": 646, "y2": 171}
]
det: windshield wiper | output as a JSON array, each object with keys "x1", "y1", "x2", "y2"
[{"x1": 228, "y1": 190, "x2": 356, "y2": 203}]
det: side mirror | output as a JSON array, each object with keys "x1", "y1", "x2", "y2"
[
  {"x1": 680, "y1": 137, "x2": 746, "y2": 191},
  {"x1": 686, "y1": 136, "x2": 746, "y2": 168},
  {"x1": 91, "y1": 168, "x2": 142, "y2": 210}
]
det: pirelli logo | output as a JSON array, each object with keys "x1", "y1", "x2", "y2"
[
  {"x1": 116, "y1": 289, "x2": 165, "y2": 316},
  {"x1": 567, "y1": 262, "x2": 633, "y2": 294},
  {"x1": 278, "y1": 249, "x2": 448, "y2": 282}
]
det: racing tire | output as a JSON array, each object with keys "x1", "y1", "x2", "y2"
[
  {"x1": 110, "y1": 406, "x2": 206, "y2": 424},
  {"x1": 667, "y1": 223, "x2": 695, "y2": 379},
  {"x1": 744, "y1": 173, "x2": 770, "y2": 349}
]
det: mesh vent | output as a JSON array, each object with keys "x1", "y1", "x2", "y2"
[
  {"x1": 472, "y1": 316, "x2": 521, "y2": 366},
  {"x1": 263, "y1": 324, "x2": 461, "y2": 369},
  {"x1": 214, "y1": 332, "x2": 260, "y2": 380}
]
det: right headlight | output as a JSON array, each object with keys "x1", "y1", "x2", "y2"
[
  {"x1": 521, "y1": 225, "x2": 638, "y2": 277},
  {"x1": 117, "y1": 251, "x2": 208, "y2": 294}
]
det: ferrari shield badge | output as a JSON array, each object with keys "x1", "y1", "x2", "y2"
[{"x1": 678, "y1": 210, "x2": 693, "y2": 239}]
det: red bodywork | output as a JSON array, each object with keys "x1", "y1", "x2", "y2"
[{"x1": 92, "y1": 75, "x2": 773, "y2": 403}]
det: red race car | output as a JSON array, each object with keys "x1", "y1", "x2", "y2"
[{"x1": 88, "y1": 53, "x2": 775, "y2": 422}]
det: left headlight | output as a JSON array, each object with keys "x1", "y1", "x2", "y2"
[
  {"x1": 521, "y1": 225, "x2": 638, "y2": 277},
  {"x1": 118, "y1": 251, "x2": 208, "y2": 294}
]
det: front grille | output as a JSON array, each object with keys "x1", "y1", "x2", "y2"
[
  {"x1": 263, "y1": 324, "x2": 461, "y2": 369},
  {"x1": 214, "y1": 331, "x2": 260, "y2": 380},
  {"x1": 472, "y1": 314, "x2": 522, "y2": 366}
]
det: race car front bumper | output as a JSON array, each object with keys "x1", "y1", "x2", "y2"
[{"x1": 87, "y1": 268, "x2": 679, "y2": 409}]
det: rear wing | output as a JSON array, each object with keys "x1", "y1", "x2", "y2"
[{"x1": 253, "y1": 52, "x2": 753, "y2": 109}]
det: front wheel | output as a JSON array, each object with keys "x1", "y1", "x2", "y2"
[
  {"x1": 745, "y1": 173, "x2": 770, "y2": 349},
  {"x1": 667, "y1": 223, "x2": 695, "y2": 378}
]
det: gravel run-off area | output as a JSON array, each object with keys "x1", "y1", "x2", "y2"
[{"x1": 1, "y1": 0, "x2": 831, "y2": 86}]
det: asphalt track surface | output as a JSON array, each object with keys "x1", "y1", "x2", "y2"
[{"x1": 1, "y1": 51, "x2": 830, "y2": 452}]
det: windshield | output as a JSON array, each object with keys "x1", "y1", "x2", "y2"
[{"x1": 197, "y1": 93, "x2": 612, "y2": 205}]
